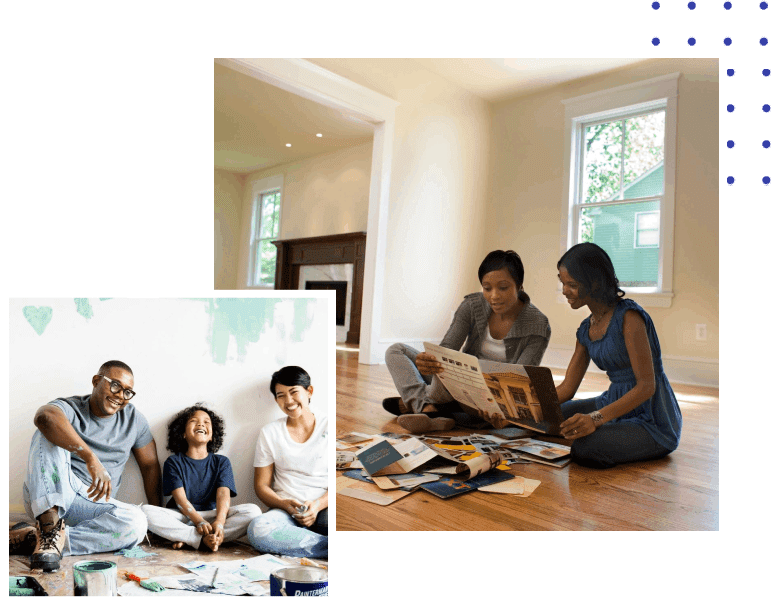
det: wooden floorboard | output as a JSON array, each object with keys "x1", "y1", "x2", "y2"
[{"x1": 336, "y1": 347, "x2": 719, "y2": 531}]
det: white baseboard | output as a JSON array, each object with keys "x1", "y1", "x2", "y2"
[
  {"x1": 541, "y1": 346, "x2": 718, "y2": 388},
  {"x1": 367, "y1": 340, "x2": 718, "y2": 388}
]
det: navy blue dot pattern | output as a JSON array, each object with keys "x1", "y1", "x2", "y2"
[{"x1": 649, "y1": 4, "x2": 768, "y2": 190}]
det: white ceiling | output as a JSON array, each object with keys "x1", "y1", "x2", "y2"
[
  {"x1": 214, "y1": 62, "x2": 374, "y2": 173},
  {"x1": 214, "y1": 58, "x2": 650, "y2": 174},
  {"x1": 411, "y1": 58, "x2": 650, "y2": 102}
]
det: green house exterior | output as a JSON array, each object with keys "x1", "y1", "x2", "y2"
[{"x1": 584, "y1": 163, "x2": 664, "y2": 287}]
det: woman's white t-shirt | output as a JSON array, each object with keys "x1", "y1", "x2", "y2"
[{"x1": 253, "y1": 413, "x2": 328, "y2": 503}]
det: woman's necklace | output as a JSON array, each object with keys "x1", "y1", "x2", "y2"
[{"x1": 590, "y1": 306, "x2": 612, "y2": 326}]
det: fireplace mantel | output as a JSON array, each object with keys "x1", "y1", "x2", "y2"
[{"x1": 272, "y1": 232, "x2": 366, "y2": 344}]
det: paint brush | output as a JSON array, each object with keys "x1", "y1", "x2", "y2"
[{"x1": 124, "y1": 572, "x2": 165, "y2": 592}]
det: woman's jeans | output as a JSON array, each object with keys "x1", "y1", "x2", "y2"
[
  {"x1": 385, "y1": 343, "x2": 455, "y2": 413},
  {"x1": 247, "y1": 508, "x2": 328, "y2": 558}
]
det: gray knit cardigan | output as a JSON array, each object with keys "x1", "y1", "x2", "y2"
[{"x1": 439, "y1": 291, "x2": 551, "y2": 366}]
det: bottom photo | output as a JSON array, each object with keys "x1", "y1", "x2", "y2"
[{"x1": 9, "y1": 296, "x2": 330, "y2": 596}]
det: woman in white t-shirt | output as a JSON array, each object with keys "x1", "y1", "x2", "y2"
[{"x1": 247, "y1": 366, "x2": 328, "y2": 559}]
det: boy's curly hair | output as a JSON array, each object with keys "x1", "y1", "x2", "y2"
[{"x1": 166, "y1": 403, "x2": 225, "y2": 455}]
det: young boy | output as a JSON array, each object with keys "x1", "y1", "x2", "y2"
[{"x1": 141, "y1": 404, "x2": 260, "y2": 551}]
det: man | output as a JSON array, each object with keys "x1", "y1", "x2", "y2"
[{"x1": 10, "y1": 361, "x2": 162, "y2": 571}]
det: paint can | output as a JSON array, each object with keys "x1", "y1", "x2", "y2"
[
  {"x1": 270, "y1": 566, "x2": 328, "y2": 597},
  {"x1": 73, "y1": 560, "x2": 117, "y2": 596}
]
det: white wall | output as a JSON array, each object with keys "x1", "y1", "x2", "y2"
[
  {"x1": 487, "y1": 58, "x2": 719, "y2": 385},
  {"x1": 9, "y1": 296, "x2": 331, "y2": 513},
  {"x1": 214, "y1": 169, "x2": 245, "y2": 289},
  {"x1": 244, "y1": 141, "x2": 373, "y2": 241},
  {"x1": 307, "y1": 59, "x2": 493, "y2": 350}
]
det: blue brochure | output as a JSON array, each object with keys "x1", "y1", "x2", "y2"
[
  {"x1": 354, "y1": 440, "x2": 404, "y2": 476},
  {"x1": 343, "y1": 469, "x2": 413, "y2": 492},
  {"x1": 419, "y1": 468, "x2": 513, "y2": 499}
]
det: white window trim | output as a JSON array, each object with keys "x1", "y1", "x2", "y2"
[
  {"x1": 559, "y1": 72, "x2": 679, "y2": 308},
  {"x1": 634, "y1": 210, "x2": 660, "y2": 249},
  {"x1": 237, "y1": 174, "x2": 283, "y2": 289}
]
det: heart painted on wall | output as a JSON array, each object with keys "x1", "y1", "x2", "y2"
[{"x1": 23, "y1": 306, "x2": 53, "y2": 335}]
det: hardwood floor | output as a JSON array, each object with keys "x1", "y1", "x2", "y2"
[{"x1": 336, "y1": 347, "x2": 719, "y2": 531}]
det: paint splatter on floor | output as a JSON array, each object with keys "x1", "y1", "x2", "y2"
[{"x1": 115, "y1": 546, "x2": 158, "y2": 558}]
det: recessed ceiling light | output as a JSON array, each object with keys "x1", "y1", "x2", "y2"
[
  {"x1": 316, "y1": 133, "x2": 323, "y2": 137},
  {"x1": 285, "y1": 143, "x2": 292, "y2": 147}
]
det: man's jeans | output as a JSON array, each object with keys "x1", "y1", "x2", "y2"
[{"x1": 23, "y1": 430, "x2": 147, "y2": 556}]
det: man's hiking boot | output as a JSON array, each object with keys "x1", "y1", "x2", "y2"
[
  {"x1": 9, "y1": 522, "x2": 37, "y2": 556},
  {"x1": 30, "y1": 518, "x2": 66, "y2": 572}
]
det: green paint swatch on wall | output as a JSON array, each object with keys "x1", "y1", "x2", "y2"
[
  {"x1": 23, "y1": 306, "x2": 53, "y2": 335},
  {"x1": 75, "y1": 298, "x2": 94, "y2": 319},
  {"x1": 203, "y1": 298, "x2": 314, "y2": 364}
]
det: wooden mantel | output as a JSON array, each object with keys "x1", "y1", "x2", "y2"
[{"x1": 272, "y1": 232, "x2": 366, "y2": 344}]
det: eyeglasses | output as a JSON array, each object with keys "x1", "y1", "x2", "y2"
[{"x1": 97, "y1": 375, "x2": 136, "y2": 400}]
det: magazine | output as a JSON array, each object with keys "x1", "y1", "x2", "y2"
[
  {"x1": 354, "y1": 436, "x2": 503, "y2": 480},
  {"x1": 501, "y1": 438, "x2": 571, "y2": 467},
  {"x1": 424, "y1": 342, "x2": 565, "y2": 435}
]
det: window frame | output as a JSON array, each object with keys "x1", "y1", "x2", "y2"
[
  {"x1": 241, "y1": 174, "x2": 283, "y2": 289},
  {"x1": 248, "y1": 189, "x2": 282, "y2": 287},
  {"x1": 634, "y1": 210, "x2": 660, "y2": 249},
  {"x1": 561, "y1": 72, "x2": 679, "y2": 307}
]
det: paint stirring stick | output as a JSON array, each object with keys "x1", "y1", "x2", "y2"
[{"x1": 211, "y1": 567, "x2": 220, "y2": 588}]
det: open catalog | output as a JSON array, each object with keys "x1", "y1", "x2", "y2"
[
  {"x1": 424, "y1": 342, "x2": 565, "y2": 435},
  {"x1": 354, "y1": 436, "x2": 503, "y2": 485}
]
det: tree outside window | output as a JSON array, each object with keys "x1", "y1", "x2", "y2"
[{"x1": 577, "y1": 110, "x2": 665, "y2": 288}]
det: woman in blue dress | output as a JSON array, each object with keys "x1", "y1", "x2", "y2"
[{"x1": 554, "y1": 243, "x2": 682, "y2": 468}]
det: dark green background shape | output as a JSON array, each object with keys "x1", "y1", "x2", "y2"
[{"x1": 0, "y1": 0, "x2": 744, "y2": 605}]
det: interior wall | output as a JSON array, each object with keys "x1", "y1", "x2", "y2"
[
  {"x1": 244, "y1": 141, "x2": 373, "y2": 240},
  {"x1": 307, "y1": 59, "x2": 493, "y2": 344},
  {"x1": 9, "y1": 297, "x2": 330, "y2": 513},
  {"x1": 214, "y1": 169, "x2": 245, "y2": 289},
  {"x1": 486, "y1": 58, "x2": 719, "y2": 367}
]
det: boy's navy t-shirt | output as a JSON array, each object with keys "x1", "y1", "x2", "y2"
[{"x1": 163, "y1": 453, "x2": 237, "y2": 512}]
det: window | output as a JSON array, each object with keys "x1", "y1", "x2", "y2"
[
  {"x1": 245, "y1": 175, "x2": 283, "y2": 287},
  {"x1": 249, "y1": 190, "x2": 281, "y2": 286},
  {"x1": 634, "y1": 211, "x2": 660, "y2": 249},
  {"x1": 562, "y1": 73, "x2": 679, "y2": 305}
]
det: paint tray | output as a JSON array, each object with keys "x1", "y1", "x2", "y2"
[{"x1": 9, "y1": 576, "x2": 48, "y2": 596}]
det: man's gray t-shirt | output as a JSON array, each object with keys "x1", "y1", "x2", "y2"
[{"x1": 50, "y1": 395, "x2": 153, "y2": 494}]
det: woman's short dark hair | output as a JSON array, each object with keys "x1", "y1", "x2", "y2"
[
  {"x1": 478, "y1": 250, "x2": 525, "y2": 287},
  {"x1": 557, "y1": 242, "x2": 625, "y2": 306},
  {"x1": 269, "y1": 366, "x2": 312, "y2": 397},
  {"x1": 166, "y1": 404, "x2": 225, "y2": 454}
]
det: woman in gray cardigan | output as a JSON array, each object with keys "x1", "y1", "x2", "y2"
[{"x1": 383, "y1": 250, "x2": 551, "y2": 432}]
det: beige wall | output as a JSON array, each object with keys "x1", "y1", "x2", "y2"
[
  {"x1": 244, "y1": 141, "x2": 373, "y2": 240},
  {"x1": 308, "y1": 59, "x2": 493, "y2": 341},
  {"x1": 486, "y1": 58, "x2": 719, "y2": 363},
  {"x1": 214, "y1": 169, "x2": 244, "y2": 289}
]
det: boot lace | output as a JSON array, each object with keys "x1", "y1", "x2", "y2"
[{"x1": 38, "y1": 519, "x2": 64, "y2": 556}]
